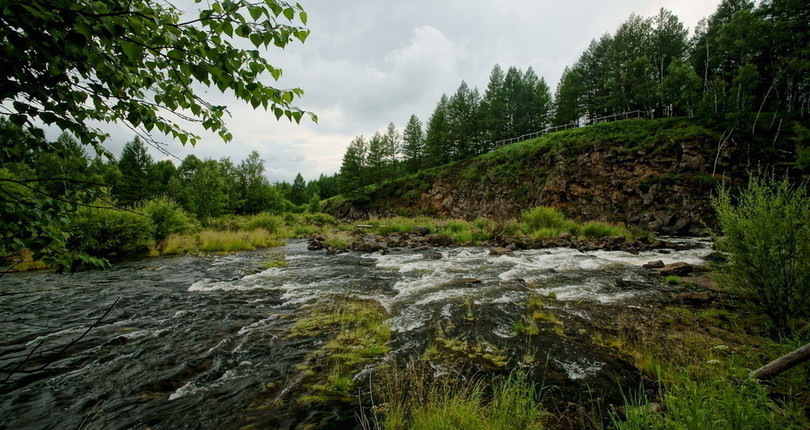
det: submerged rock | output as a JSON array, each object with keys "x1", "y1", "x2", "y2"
[
  {"x1": 642, "y1": 260, "x2": 665, "y2": 269},
  {"x1": 657, "y1": 262, "x2": 693, "y2": 276},
  {"x1": 489, "y1": 247, "x2": 513, "y2": 256}
]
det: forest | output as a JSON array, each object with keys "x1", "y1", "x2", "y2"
[{"x1": 333, "y1": 0, "x2": 809, "y2": 194}]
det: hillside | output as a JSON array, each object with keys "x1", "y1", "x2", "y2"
[{"x1": 325, "y1": 118, "x2": 796, "y2": 235}]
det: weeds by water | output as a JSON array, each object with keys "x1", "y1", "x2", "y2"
[
  {"x1": 602, "y1": 303, "x2": 810, "y2": 430},
  {"x1": 365, "y1": 363, "x2": 547, "y2": 430},
  {"x1": 289, "y1": 296, "x2": 391, "y2": 402}
]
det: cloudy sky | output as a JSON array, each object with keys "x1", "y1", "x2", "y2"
[{"x1": 101, "y1": 0, "x2": 722, "y2": 183}]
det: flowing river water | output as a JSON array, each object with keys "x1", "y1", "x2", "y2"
[{"x1": 0, "y1": 238, "x2": 711, "y2": 429}]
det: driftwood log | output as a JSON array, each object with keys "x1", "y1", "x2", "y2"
[{"x1": 749, "y1": 342, "x2": 810, "y2": 380}]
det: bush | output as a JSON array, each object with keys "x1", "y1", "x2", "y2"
[
  {"x1": 244, "y1": 212, "x2": 284, "y2": 234},
  {"x1": 67, "y1": 203, "x2": 153, "y2": 255},
  {"x1": 580, "y1": 221, "x2": 625, "y2": 239},
  {"x1": 139, "y1": 197, "x2": 195, "y2": 248},
  {"x1": 520, "y1": 206, "x2": 568, "y2": 231},
  {"x1": 711, "y1": 175, "x2": 809, "y2": 329}
]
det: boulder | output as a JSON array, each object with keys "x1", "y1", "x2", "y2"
[
  {"x1": 411, "y1": 226, "x2": 430, "y2": 236},
  {"x1": 428, "y1": 234, "x2": 454, "y2": 247},
  {"x1": 490, "y1": 247, "x2": 513, "y2": 256},
  {"x1": 642, "y1": 260, "x2": 665, "y2": 269},
  {"x1": 657, "y1": 262, "x2": 693, "y2": 276},
  {"x1": 428, "y1": 252, "x2": 443, "y2": 260}
]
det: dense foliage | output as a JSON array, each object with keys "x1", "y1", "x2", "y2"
[
  {"x1": 712, "y1": 175, "x2": 809, "y2": 330},
  {"x1": 336, "y1": 0, "x2": 810, "y2": 195},
  {"x1": 0, "y1": 0, "x2": 314, "y2": 268},
  {"x1": 0, "y1": 120, "x2": 323, "y2": 265},
  {"x1": 0, "y1": 0, "x2": 314, "y2": 150}
]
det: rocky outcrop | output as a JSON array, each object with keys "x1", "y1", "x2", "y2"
[{"x1": 326, "y1": 120, "x2": 762, "y2": 235}]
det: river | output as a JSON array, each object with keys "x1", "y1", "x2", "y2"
[{"x1": 0, "y1": 238, "x2": 711, "y2": 429}]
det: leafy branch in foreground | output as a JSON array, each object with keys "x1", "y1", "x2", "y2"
[{"x1": 0, "y1": 0, "x2": 316, "y2": 153}]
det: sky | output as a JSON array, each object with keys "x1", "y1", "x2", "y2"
[{"x1": 95, "y1": 0, "x2": 722, "y2": 183}]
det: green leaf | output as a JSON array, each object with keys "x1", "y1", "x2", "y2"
[
  {"x1": 249, "y1": 33, "x2": 262, "y2": 48},
  {"x1": 299, "y1": 11, "x2": 308, "y2": 25},
  {"x1": 235, "y1": 23, "x2": 251, "y2": 37},
  {"x1": 282, "y1": 7, "x2": 295, "y2": 20},
  {"x1": 249, "y1": 5, "x2": 263, "y2": 20},
  {"x1": 222, "y1": 20, "x2": 233, "y2": 37},
  {"x1": 121, "y1": 41, "x2": 144, "y2": 62}
]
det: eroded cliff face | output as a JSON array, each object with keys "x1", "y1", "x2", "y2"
[{"x1": 329, "y1": 122, "x2": 744, "y2": 235}]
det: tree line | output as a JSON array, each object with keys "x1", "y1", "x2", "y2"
[
  {"x1": 1, "y1": 117, "x2": 324, "y2": 223},
  {"x1": 336, "y1": 0, "x2": 809, "y2": 194}
]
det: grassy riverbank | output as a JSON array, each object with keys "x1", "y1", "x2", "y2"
[{"x1": 3, "y1": 206, "x2": 642, "y2": 271}]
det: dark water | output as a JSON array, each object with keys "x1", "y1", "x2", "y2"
[{"x1": 0, "y1": 239, "x2": 711, "y2": 429}]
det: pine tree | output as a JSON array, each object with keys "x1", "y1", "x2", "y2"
[
  {"x1": 115, "y1": 137, "x2": 154, "y2": 206},
  {"x1": 383, "y1": 122, "x2": 401, "y2": 176},
  {"x1": 366, "y1": 131, "x2": 387, "y2": 184},
  {"x1": 424, "y1": 95, "x2": 452, "y2": 167},
  {"x1": 289, "y1": 172, "x2": 307, "y2": 205},
  {"x1": 401, "y1": 114, "x2": 425, "y2": 174},
  {"x1": 480, "y1": 64, "x2": 508, "y2": 146},
  {"x1": 339, "y1": 135, "x2": 368, "y2": 193}
]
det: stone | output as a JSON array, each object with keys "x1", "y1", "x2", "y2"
[
  {"x1": 642, "y1": 260, "x2": 665, "y2": 269},
  {"x1": 657, "y1": 262, "x2": 693, "y2": 276},
  {"x1": 411, "y1": 226, "x2": 430, "y2": 236},
  {"x1": 428, "y1": 234, "x2": 454, "y2": 247},
  {"x1": 490, "y1": 247, "x2": 513, "y2": 256},
  {"x1": 428, "y1": 252, "x2": 443, "y2": 260}
]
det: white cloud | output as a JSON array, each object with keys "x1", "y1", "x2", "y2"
[{"x1": 48, "y1": 0, "x2": 724, "y2": 183}]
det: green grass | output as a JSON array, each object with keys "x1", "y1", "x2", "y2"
[
  {"x1": 289, "y1": 296, "x2": 390, "y2": 402},
  {"x1": 604, "y1": 303, "x2": 810, "y2": 430},
  {"x1": 615, "y1": 374, "x2": 808, "y2": 430},
  {"x1": 370, "y1": 368, "x2": 546, "y2": 430},
  {"x1": 161, "y1": 229, "x2": 285, "y2": 254}
]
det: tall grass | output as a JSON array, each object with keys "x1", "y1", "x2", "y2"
[
  {"x1": 519, "y1": 206, "x2": 634, "y2": 240},
  {"x1": 368, "y1": 366, "x2": 546, "y2": 430},
  {"x1": 161, "y1": 229, "x2": 284, "y2": 254},
  {"x1": 614, "y1": 374, "x2": 808, "y2": 430}
]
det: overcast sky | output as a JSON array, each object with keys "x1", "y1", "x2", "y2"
[{"x1": 99, "y1": 0, "x2": 722, "y2": 183}]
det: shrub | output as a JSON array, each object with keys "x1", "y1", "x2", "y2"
[
  {"x1": 521, "y1": 206, "x2": 568, "y2": 230},
  {"x1": 580, "y1": 221, "x2": 624, "y2": 239},
  {"x1": 244, "y1": 212, "x2": 284, "y2": 234},
  {"x1": 67, "y1": 203, "x2": 153, "y2": 255},
  {"x1": 139, "y1": 197, "x2": 195, "y2": 248},
  {"x1": 711, "y1": 175, "x2": 809, "y2": 329}
]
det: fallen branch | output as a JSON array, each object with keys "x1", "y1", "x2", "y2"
[{"x1": 749, "y1": 342, "x2": 810, "y2": 380}]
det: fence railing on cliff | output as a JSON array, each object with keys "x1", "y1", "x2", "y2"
[{"x1": 491, "y1": 110, "x2": 644, "y2": 150}]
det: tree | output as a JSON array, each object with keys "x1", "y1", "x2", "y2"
[
  {"x1": 115, "y1": 137, "x2": 155, "y2": 205},
  {"x1": 424, "y1": 95, "x2": 452, "y2": 167},
  {"x1": 401, "y1": 115, "x2": 425, "y2": 174},
  {"x1": 289, "y1": 172, "x2": 307, "y2": 205},
  {"x1": 0, "y1": 0, "x2": 315, "y2": 151},
  {"x1": 446, "y1": 81, "x2": 482, "y2": 159},
  {"x1": 0, "y1": 0, "x2": 314, "y2": 269},
  {"x1": 366, "y1": 131, "x2": 387, "y2": 184},
  {"x1": 339, "y1": 136, "x2": 368, "y2": 193},
  {"x1": 480, "y1": 64, "x2": 508, "y2": 144},
  {"x1": 382, "y1": 122, "x2": 401, "y2": 174},
  {"x1": 553, "y1": 66, "x2": 584, "y2": 125}
]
